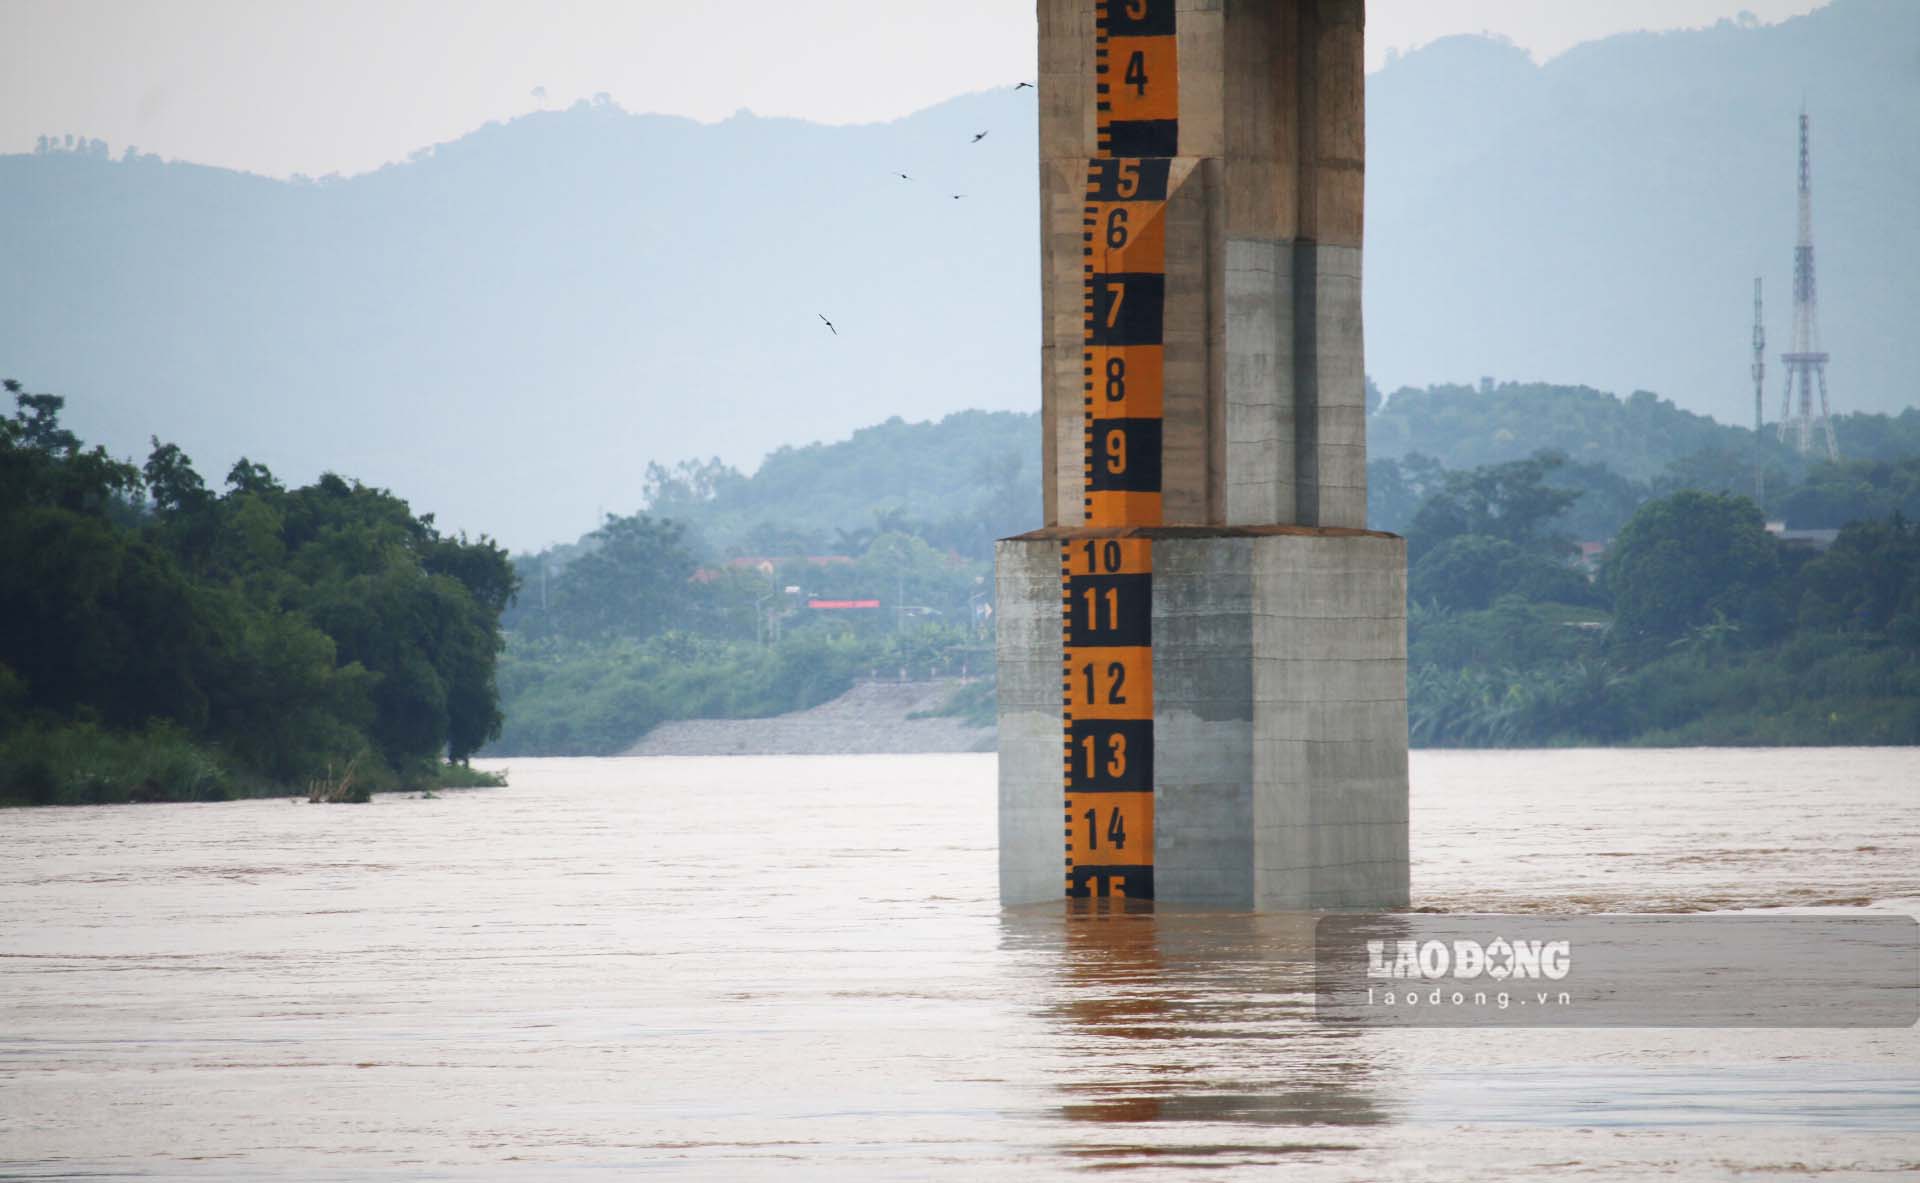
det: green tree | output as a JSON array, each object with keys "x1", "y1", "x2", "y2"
[
  {"x1": 1793, "y1": 514, "x2": 1920, "y2": 634},
  {"x1": 1366, "y1": 452, "x2": 1446, "y2": 536},
  {"x1": 1411, "y1": 534, "x2": 1597, "y2": 611},
  {"x1": 0, "y1": 506, "x2": 213, "y2": 730},
  {"x1": 1406, "y1": 453, "x2": 1579, "y2": 562},
  {"x1": 1603, "y1": 490, "x2": 1781, "y2": 643},
  {"x1": 143, "y1": 439, "x2": 212, "y2": 516},
  {"x1": 1772, "y1": 458, "x2": 1920, "y2": 529},
  {"x1": 1, "y1": 380, "x2": 516, "y2": 793},
  {"x1": 549, "y1": 513, "x2": 697, "y2": 641},
  {"x1": 0, "y1": 381, "x2": 142, "y2": 515}
]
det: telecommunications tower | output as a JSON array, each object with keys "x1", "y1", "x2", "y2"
[
  {"x1": 1751, "y1": 278, "x2": 1766, "y2": 501},
  {"x1": 1777, "y1": 111, "x2": 1839, "y2": 461}
]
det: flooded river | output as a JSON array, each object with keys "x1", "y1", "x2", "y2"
[{"x1": 2, "y1": 749, "x2": 1916, "y2": 1179}]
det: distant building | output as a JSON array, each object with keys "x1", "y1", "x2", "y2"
[
  {"x1": 691, "y1": 554, "x2": 856, "y2": 583},
  {"x1": 1764, "y1": 522, "x2": 1840, "y2": 552},
  {"x1": 1573, "y1": 540, "x2": 1607, "y2": 573}
]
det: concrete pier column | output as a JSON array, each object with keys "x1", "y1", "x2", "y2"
[
  {"x1": 1003, "y1": 0, "x2": 1406, "y2": 910},
  {"x1": 1038, "y1": 0, "x2": 1369, "y2": 531}
]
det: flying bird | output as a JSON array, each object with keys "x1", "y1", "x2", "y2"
[
  {"x1": 951, "y1": 194, "x2": 965, "y2": 200},
  {"x1": 818, "y1": 314, "x2": 837, "y2": 336},
  {"x1": 1014, "y1": 82, "x2": 1034, "y2": 90},
  {"x1": 971, "y1": 130, "x2": 989, "y2": 143},
  {"x1": 893, "y1": 172, "x2": 912, "y2": 181}
]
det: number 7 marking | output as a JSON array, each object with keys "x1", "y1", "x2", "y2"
[{"x1": 1105, "y1": 282, "x2": 1125, "y2": 328}]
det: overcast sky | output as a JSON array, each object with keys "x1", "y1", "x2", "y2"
[{"x1": 3, "y1": 0, "x2": 1826, "y2": 179}]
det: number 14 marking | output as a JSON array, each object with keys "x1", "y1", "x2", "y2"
[{"x1": 1083, "y1": 806, "x2": 1128, "y2": 850}]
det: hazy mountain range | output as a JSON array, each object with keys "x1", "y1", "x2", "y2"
[{"x1": 3, "y1": 0, "x2": 1915, "y2": 549}]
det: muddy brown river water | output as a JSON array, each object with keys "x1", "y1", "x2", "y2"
[{"x1": 2, "y1": 749, "x2": 1916, "y2": 1179}]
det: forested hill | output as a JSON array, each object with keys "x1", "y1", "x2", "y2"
[
  {"x1": 572, "y1": 385, "x2": 1920, "y2": 564},
  {"x1": 497, "y1": 382, "x2": 1920, "y2": 756},
  {"x1": 1372, "y1": 385, "x2": 1747, "y2": 480},
  {"x1": 1371, "y1": 382, "x2": 1920, "y2": 480},
  {"x1": 4, "y1": 0, "x2": 1917, "y2": 549},
  {"x1": 0, "y1": 89, "x2": 1041, "y2": 551},
  {"x1": 643, "y1": 411, "x2": 1038, "y2": 560}
]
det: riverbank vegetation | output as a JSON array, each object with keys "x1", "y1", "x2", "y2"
[
  {"x1": 491, "y1": 513, "x2": 991, "y2": 755},
  {"x1": 13, "y1": 374, "x2": 1908, "y2": 775},
  {"x1": 0, "y1": 381, "x2": 514, "y2": 805},
  {"x1": 1398, "y1": 461, "x2": 1920, "y2": 745},
  {"x1": 490, "y1": 384, "x2": 1919, "y2": 752}
]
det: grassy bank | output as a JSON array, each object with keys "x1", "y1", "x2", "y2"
[
  {"x1": 0, "y1": 721, "x2": 504, "y2": 807},
  {"x1": 490, "y1": 627, "x2": 986, "y2": 756}
]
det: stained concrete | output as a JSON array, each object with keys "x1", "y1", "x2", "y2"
[
  {"x1": 1151, "y1": 536, "x2": 1257, "y2": 906},
  {"x1": 997, "y1": 539, "x2": 1068, "y2": 905},
  {"x1": 1247, "y1": 531, "x2": 1408, "y2": 909},
  {"x1": 998, "y1": 529, "x2": 1408, "y2": 910},
  {"x1": 1037, "y1": 0, "x2": 1369, "y2": 529}
]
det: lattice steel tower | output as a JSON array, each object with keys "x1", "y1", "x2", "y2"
[
  {"x1": 1777, "y1": 111, "x2": 1839, "y2": 461},
  {"x1": 1752, "y1": 277, "x2": 1766, "y2": 500}
]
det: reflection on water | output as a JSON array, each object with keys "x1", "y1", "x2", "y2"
[
  {"x1": 1015, "y1": 904, "x2": 1388, "y2": 1171},
  {"x1": 0, "y1": 749, "x2": 1916, "y2": 1180}
]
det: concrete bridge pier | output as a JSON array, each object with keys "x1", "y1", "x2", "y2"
[{"x1": 997, "y1": 0, "x2": 1408, "y2": 910}]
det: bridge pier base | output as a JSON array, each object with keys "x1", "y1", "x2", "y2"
[{"x1": 998, "y1": 528, "x2": 1406, "y2": 909}]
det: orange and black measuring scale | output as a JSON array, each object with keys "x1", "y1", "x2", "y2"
[{"x1": 1063, "y1": 0, "x2": 1176, "y2": 901}]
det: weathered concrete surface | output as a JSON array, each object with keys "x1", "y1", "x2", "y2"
[
  {"x1": 1037, "y1": 0, "x2": 1369, "y2": 529},
  {"x1": 1248, "y1": 530, "x2": 1408, "y2": 909},
  {"x1": 997, "y1": 538, "x2": 1068, "y2": 905},
  {"x1": 1152, "y1": 536, "x2": 1257, "y2": 906},
  {"x1": 997, "y1": 528, "x2": 1409, "y2": 910}
]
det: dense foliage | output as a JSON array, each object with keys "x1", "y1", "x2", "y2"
[
  {"x1": 0, "y1": 381, "x2": 515, "y2": 804},
  {"x1": 490, "y1": 503, "x2": 993, "y2": 755},
  {"x1": 636, "y1": 411, "x2": 1040, "y2": 561},
  {"x1": 1372, "y1": 384, "x2": 1756, "y2": 481},
  {"x1": 486, "y1": 382, "x2": 1920, "y2": 754},
  {"x1": 532, "y1": 386, "x2": 1920, "y2": 567},
  {"x1": 1368, "y1": 387, "x2": 1920, "y2": 542},
  {"x1": 1404, "y1": 459, "x2": 1920, "y2": 746}
]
